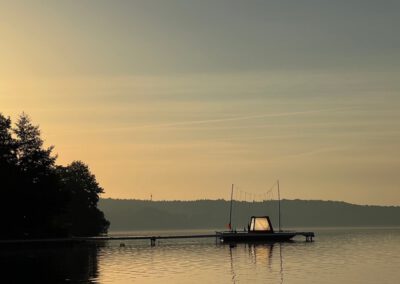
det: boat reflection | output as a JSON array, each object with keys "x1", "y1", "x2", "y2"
[
  {"x1": 247, "y1": 243, "x2": 275, "y2": 266},
  {"x1": 229, "y1": 243, "x2": 284, "y2": 283}
]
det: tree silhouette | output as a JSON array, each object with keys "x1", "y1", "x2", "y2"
[
  {"x1": 14, "y1": 113, "x2": 57, "y2": 175},
  {"x1": 58, "y1": 161, "x2": 109, "y2": 236},
  {"x1": 13, "y1": 113, "x2": 67, "y2": 237},
  {"x1": 0, "y1": 113, "x2": 109, "y2": 239},
  {"x1": 0, "y1": 114, "x2": 17, "y2": 165},
  {"x1": 0, "y1": 114, "x2": 20, "y2": 238}
]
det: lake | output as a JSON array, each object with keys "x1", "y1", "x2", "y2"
[{"x1": 1, "y1": 227, "x2": 399, "y2": 283}]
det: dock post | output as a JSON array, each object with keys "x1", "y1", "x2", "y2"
[{"x1": 305, "y1": 235, "x2": 313, "y2": 242}]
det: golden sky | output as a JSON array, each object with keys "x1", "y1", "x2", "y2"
[{"x1": 1, "y1": 1, "x2": 399, "y2": 205}]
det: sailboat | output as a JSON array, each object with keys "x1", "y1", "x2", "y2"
[{"x1": 216, "y1": 182, "x2": 315, "y2": 243}]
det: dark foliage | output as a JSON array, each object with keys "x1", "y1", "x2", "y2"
[
  {"x1": 0, "y1": 113, "x2": 109, "y2": 239},
  {"x1": 57, "y1": 161, "x2": 109, "y2": 236}
]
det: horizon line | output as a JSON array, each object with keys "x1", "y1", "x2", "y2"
[{"x1": 100, "y1": 197, "x2": 399, "y2": 207}]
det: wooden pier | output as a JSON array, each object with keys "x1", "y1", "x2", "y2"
[{"x1": 0, "y1": 231, "x2": 314, "y2": 246}]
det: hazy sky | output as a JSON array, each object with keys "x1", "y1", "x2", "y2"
[{"x1": 1, "y1": 0, "x2": 399, "y2": 205}]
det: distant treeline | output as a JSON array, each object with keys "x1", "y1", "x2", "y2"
[
  {"x1": 99, "y1": 198, "x2": 400, "y2": 231},
  {"x1": 0, "y1": 113, "x2": 109, "y2": 239}
]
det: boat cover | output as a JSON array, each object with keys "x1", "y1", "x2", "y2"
[{"x1": 249, "y1": 216, "x2": 273, "y2": 232}]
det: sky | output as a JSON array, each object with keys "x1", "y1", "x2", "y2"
[{"x1": 1, "y1": 0, "x2": 399, "y2": 205}]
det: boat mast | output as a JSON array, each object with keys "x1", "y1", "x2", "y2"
[
  {"x1": 278, "y1": 179, "x2": 281, "y2": 232},
  {"x1": 229, "y1": 184, "x2": 234, "y2": 231}
]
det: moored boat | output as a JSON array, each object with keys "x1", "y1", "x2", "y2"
[
  {"x1": 217, "y1": 182, "x2": 315, "y2": 243},
  {"x1": 217, "y1": 216, "x2": 301, "y2": 243}
]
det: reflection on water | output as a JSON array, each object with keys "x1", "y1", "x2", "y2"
[
  {"x1": 1, "y1": 228, "x2": 400, "y2": 283},
  {"x1": 230, "y1": 243, "x2": 281, "y2": 283},
  {"x1": 0, "y1": 243, "x2": 101, "y2": 283}
]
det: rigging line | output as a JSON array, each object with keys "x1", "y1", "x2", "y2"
[{"x1": 266, "y1": 181, "x2": 277, "y2": 194}]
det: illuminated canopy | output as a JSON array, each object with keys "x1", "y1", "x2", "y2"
[{"x1": 249, "y1": 216, "x2": 273, "y2": 232}]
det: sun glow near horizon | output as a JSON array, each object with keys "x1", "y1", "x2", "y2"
[{"x1": 1, "y1": 1, "x2": 400, "y2": 205}]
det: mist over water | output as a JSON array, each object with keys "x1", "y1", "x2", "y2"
[{"x1": 2, "y1": 227, "x2": 399, "y2": 283}]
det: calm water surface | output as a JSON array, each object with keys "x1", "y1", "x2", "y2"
[{"x1": 1, "y1": 228, "x2": 399, "y2": 283}]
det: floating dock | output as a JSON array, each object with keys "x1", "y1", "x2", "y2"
[
  {"x1": 0, "y1": 231, "x2": 314, "y2": 246},
  {"x1": 217, "y1": 231, "x2": 315, "y2": 243}
]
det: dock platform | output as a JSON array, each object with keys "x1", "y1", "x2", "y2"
[{"x1": 0, "y1": 231, "x2": 315, "y2": 246}]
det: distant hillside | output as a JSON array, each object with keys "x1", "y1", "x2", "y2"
[{"x1": 99, "y1": 198, "x2": 400, "y2": 231}]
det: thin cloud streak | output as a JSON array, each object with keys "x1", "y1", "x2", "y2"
[
  {"x1": 138, "y1": 108, "x2": 351, "y2": 128},
  {"x1": 76, "y1": 107, "x2": 352, "y2": 134},
  {"x1": 282, "y1": 146, "x2": 350, "y2": 159}
]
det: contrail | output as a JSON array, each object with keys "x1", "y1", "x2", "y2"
[
  {"x1": 283, "y1": 146, "x2": 349, "y2": 159},
  {"x1": 63, "y1": 107, "x2": 351, "y2": 134},
  {"x1": 116, "y1": 107, "x2": 351, "y2": 131}
]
